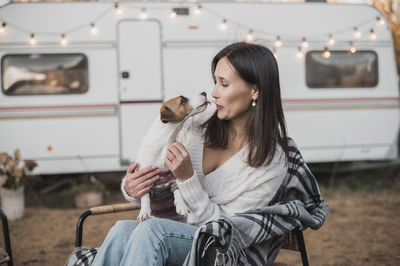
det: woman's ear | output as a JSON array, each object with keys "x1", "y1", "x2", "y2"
[{"x1": 251, "y1": 86, "x2": 259, "y2": 100}]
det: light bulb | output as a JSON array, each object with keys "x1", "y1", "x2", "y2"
[
  {"x1": 376, "y1": 16, "x2": 385, "y2": 26},
  {"x1": 274, "y1": 36, "x2": 282, "y2": 48},
  {"x1": 0, "y1": 22, "x2": 6, "y2": 33},
  {"x1": 353, "y1": 27, "x2": 362, "y2": 40},
  {"x1": 170, "y1": 9, "x2": 177, "y2": 18},
  {"x1": 296, "y1": 46, "x2": 303, "y2": 59},
  {"x1": 219, "y1": 19, "x2": 227, "y2": 31},
  {"x1": 369, "y1": 29, "x2": 376, "y2": 41},
  {"x1": 348, "y1": 42, "x2": 357, "y2": 54},
  {"x1": 327, "y1": 34, "x2": 335, "y2": 46},
  {"x1": 29, "y1": 33, "x2": 36, "y2": 46},
  {"x1": 194, "y1": 5, "x2": 202, "y2": 16},
  {"x1": 90, "y1": 23, "x2": 98, "y2": 35},
  {"x1": 139, "y1": 9, "x2": 148, "y2": 20},
  {"x1": 60, "y1": 34, "x2": 68, "y2": 46},
  {"x1": 114, "y1": 3, "x2": 123, "y2": 15},
  {"x1": 245, "y1": 30, "x2": 254, "y2": 42},
  {"x1": 322, "y1": 47, "x2": 331, "y2": 59},
  {"x1": 301, "y1": 37, "x2": 308, "y2": 49}
]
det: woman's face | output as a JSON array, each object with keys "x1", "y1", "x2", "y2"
[{"x1": 211, "y1": 57, "x2": 258, "y2": 121}]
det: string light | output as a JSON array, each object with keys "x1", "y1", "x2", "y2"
[
  {"x1": 245, "y1": 30, "x2": 254, "y2": 43},
  {"x1": 60, "y1": 34, "x2": 68, "y2": 46},
  {"x1": 322, "y1": 47, "x2": 331, "y2": 59},
  {"x1": 301, "y1": 37, "x2": 309, "y2": 49},
  {"x1": 348, "y1": 41, "x2": 357, "y2": 54},
  {"x1": 296, "y1": 46, "x2": 303, "y2": 59},
  {"x1": 170, "y1": 9, "x2": 177, "y2": 19},
  {"x1": 139, "y1": 9, "x2": 148, "y2": 20},
  {"x1": 219, "y1": 19, "x2": 227, "y2": 31},
  {"x1": 2, "y1": 3, "x2": 384, "y2": 58},
  {"x1": 376, "y1": 16, "x2": 385, "y2": 26},
  {"x1": 29, "y1": 33, "x2": 36, "y2": 46},
  {"x1": 194, "y1": 5, "x2": 202, "y2": 16},
  {"x1": 353, "y1": 27, "x2": 362, "y2": 40},
  {"x1": 0, "y1": 22, "x2": 6, "y2": 33},
  {"x1": 114, "y1": 3, "x2": 123, "y2": 15},
  {"x1": 90, "y1": 23, "x2": 98, "y2": 35},
  {"x1": 327, "y1": 34, "x2": 336, "y2": 46},
  {"x1": 274, "y1": 36, "x2": 282, "y2": 48},
  {"x1": 369, "y1": 29, "x2": 377, "y2": 41}
]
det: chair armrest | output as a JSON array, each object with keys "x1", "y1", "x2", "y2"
[
  {"x1": 0, "y1": 209, "x2": 13, "y2": 266},
  {"x1": 76, "y1": 202, "x2": 140, "y2": 247},
  {"x1": 89, "y1": 202, "x2": 140, "y2": 215}
]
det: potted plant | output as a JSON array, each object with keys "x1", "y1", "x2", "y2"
[
  {"x1": 0, "y1": 149, "x2": 37, "y2": 220},
  {"x1": 71, "y1": 175, "x2": 105, "y2": 208}
]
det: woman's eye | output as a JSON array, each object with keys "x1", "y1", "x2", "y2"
[{"x1": 221, "y1": 84, "x2": 228, "y2": 87}]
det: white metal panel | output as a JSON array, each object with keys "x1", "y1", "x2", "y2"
[
  {"x1": 120, "y1": 103, "x2": 161, "y2": 163},
  {"x1": 163, "y1": 47, "x2": 217, "y2": 98},
  {"x1": 0, "y1": 115, "x2": 120, "y2": 174},
  {"x1": 118, "y1": 20, "x2": 162, "y2": 101},
  {"x1": 286, "y1": 107, "x2": 399, "y2": 162}
]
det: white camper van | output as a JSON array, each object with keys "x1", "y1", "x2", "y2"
[{"x1": 0, "y1": 1, "x2": 398, "y2": 174}]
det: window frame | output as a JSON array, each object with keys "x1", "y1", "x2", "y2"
[
  {"x1": 1, "y1": 53, "x2": 89, "y2": 96},
  {"x1": 305, "y1": 50, "x2": 379, "y2": 89}
]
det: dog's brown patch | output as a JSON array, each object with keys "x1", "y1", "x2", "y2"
[{"x1": 160, "y1": 96, "x2": 193, "y2": 123}]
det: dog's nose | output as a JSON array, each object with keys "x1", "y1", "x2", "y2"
[{"x1": 201, "y1": 92, "x2": 207, "y2": 97}]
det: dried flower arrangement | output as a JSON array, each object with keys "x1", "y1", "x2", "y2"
[{"x1": 0, "y1": 149, "x2": 37, "y2": 190}]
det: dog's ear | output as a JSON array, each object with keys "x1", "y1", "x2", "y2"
[{"x1": 160, "y1": 109, "x2": 175, "y2": 123}]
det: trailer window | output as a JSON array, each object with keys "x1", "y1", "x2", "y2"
[
  {"x1": 1, "y1": 54, "x2": 88, "y2": 95},
  {"x1": 306, "y1": 51, "x2": 378, "y2": 88}
]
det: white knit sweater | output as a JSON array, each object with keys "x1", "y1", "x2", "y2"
[{"x1": 121, "y1": 112, "x2": 288, "y2": 226}]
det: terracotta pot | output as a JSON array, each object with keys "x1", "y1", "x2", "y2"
[
  {"x1": 0, "y1": 186, "x2": 24, "y2": 221},
  {"x1": 74, "y1": 191, "x2": 103, "y2": 208}
]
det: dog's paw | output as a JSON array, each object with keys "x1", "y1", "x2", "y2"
[
  {"x1": 137, "y1": 209, "x2": 152, "y2": 222},
  {"x1": 175, "y1": 200, "x2": 190, "y2": 216}
]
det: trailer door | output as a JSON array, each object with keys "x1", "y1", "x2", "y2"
[
  {"x1": 118, "y1": 20, "x2": 163, "y2": 164},
  {"x1": 118, "y1": 20, "x2": 163, "y2": 101}
]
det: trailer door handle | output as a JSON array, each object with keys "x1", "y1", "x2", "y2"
[{"x1": 121, "y1": 71, "x2": 130, "y2": 79}]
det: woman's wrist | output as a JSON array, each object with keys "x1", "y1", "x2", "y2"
[{"x1": 176, "y1": 169, "x2": 194, "y2": 182}]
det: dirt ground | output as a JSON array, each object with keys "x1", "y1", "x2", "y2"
[{"x1": 2, "y1": 170, "x2": 400, "y2": 266}]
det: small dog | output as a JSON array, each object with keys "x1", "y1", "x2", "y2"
[{"x1": 136, "y1": 92, "x2": 209, "y2": 221}]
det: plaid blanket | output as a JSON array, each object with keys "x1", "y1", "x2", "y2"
[
  {"x1": 182, "y1": 138, "x2": 330, "y2": 265},
  {"x1": 66, "y1": 247, "x2": 98, "y2": 266}
]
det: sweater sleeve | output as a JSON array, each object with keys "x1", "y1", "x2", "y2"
[
  {"x1": 176, "y1": 171, "x2": 222, "y2": 224},
  {"x1": 120, "y1": 175, "x2": 140, "y2": 204}
]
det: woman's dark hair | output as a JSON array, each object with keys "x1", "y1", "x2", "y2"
[{"x1": 202, "y1": 42, "x2": 288, "y2": 167}]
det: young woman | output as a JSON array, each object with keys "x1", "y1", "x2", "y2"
[{"x1": 92, "y1": 42, "x2": 289, "y2": 266}]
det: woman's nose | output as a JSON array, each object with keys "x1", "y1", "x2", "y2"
[{"x1": 211, "y1": 87, "x2": 218, "y2": 99}]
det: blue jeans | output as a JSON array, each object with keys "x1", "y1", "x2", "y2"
[{"x1": 91, "y1": 218, "x2": 198, "y2": 266}]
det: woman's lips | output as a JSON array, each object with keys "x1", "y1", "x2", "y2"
[{"x1": 216, "y1": 104, "x2": 222, "y2": 110}]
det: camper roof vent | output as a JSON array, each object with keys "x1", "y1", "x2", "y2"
[{"x1": 173, "y1": 8, "x2": 189, "y2": 16}]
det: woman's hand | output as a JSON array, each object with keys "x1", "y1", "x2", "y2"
[
  {"x1": 165, "y1": 141, "x2": 194, "y2": 181},
  {"x1": 124, "y1": 162, "x2": 161, "y2": 199}
]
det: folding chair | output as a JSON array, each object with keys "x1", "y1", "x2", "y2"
[
  {"x1": 0, "y1": 209, "x2": 13, "y2": 266},
  {"x1": 75, "y1": 203, "x2": 309, "y2": 266},
  {"x1": 281, "y1": 229, "x2": 309, "y2": 266}
]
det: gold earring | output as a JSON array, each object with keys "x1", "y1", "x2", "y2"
[{"x1": 252, "y1": 99, "x2": 256, "y2": 107}]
